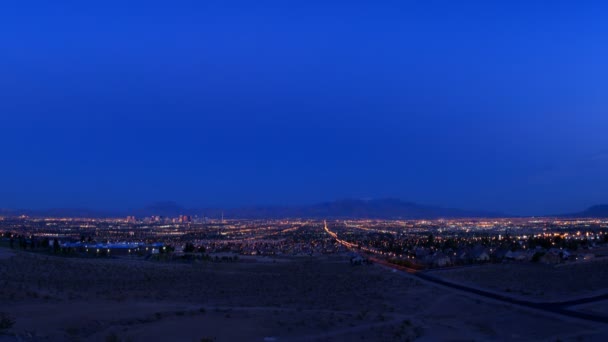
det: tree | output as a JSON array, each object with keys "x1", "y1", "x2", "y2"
[
  {"x1": 427, "y1": 234, "x2": 434, "y2": 246},
  {"x1": 184, "y1": 243, "x2": 196, "y2": 253},
  {"x1": 53, "y1": 239, "x2": 60, "y2": 254}
]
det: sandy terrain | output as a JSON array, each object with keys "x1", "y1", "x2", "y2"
[
  {"x1": 572, "y1": 300, "x2": 608, "y2": 317},
  {"x1": 0, "y1": 248, "x2": 607, "y2": 341},
  {"x1": 428, "y1": 259, "x2": 608, "y2": 302},
  {"x1": 0, "y1": 249, "x2": 14, "y2": 260}
]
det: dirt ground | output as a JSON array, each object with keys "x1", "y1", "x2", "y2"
[
  {"x1": 572, "y1": 300, "x2": 608, "y2": 317},
  {"x1": 0, "y1": 249, "x2": 14, "y2": 260},
  {"x1": 0, "y1": 248, "x2": 607, "y2": 341},
  {"x1": 428, "y1": 258, "x2": 608, "y2": 302}
]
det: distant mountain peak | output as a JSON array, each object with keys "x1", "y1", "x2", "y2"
[{"x1": 564, "y1": 204, "x2": 608, "y2": 218}]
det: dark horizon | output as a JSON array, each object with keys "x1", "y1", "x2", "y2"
[{"x1": 2, "y1": 198, "x2": 607, "y2": 219}]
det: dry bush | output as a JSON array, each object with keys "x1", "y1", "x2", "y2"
[{"x1": 0, "y1": 312, "x2": 15, "y2": 333}]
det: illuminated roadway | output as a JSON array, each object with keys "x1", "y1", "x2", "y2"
[{"x1": 324, "y1": 221, "x2": 608, "y2": 324}]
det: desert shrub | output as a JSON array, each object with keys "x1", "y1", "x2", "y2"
[
  {"x1": 105, "y1": 332, "x2": 120, "y2": 342},
  {"x1": 532, "y1": 252, "x2": 545, "y2": 263},
  {"x1": 0, "y1": 312, "x2": 15, "y2": 333}
]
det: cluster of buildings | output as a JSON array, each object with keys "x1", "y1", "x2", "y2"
[
  {"x1": 0, "y1": 216, "x2": 345, "y2": 258},
  {"x1": 326, "y1": 218, "x2": 608, "y2": 268},
  {"x1": 1, "y1": 215, "x2": 607, "y2": 268},
  {"x1": 60, "y1": 241, "x2": 166, "y2": 256}
]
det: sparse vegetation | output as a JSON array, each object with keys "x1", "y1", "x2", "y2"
[
  {"x1": 105, "y1": 332, "x2": 120, "y2": 342},
  {"x1": 0, "y1": 312, "x2": 15, "y2": 333},
  {"x1": 0, "y1": 247, "x2": 600, "y2": 340}
]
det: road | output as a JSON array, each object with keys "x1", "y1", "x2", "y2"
[{"x1": 324, "y1": 222, "x2": 608, "y2": 324}]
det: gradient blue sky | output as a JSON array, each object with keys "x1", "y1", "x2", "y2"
[{"x1": 1, "y1": 0, "x2": 607, "y2": 215}]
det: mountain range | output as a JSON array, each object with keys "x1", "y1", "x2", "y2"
[
  {"x1": 3, "y1": 198, "x2": 500, "y2": 219},
  {"x1": 1, "y1": 199, "x2": 608, "y2": 219},
  {"x1": 561, "y1": 205, "x2": 608, "y2": 218}
]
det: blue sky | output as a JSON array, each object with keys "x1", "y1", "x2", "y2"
[{"x1": 1, "y1": 0, "x2": 607, "y2": 215}]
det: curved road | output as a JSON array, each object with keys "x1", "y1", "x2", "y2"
[
  {"x1": 372, "y1": 256, "x2": 608, "y2": 324},
  {"x1": 324, "y1": 222, "x2": 608, "y2": 324}
]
